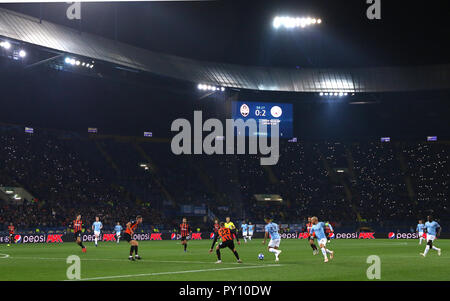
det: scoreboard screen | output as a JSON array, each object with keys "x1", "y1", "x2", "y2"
[{"x1": 231, "y1": 101, "x2": 293, "y2": 138}]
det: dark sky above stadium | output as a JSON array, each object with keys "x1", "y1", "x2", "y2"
[{"x1": 1, "y1": 0, "x2": 449, "y2": 68}]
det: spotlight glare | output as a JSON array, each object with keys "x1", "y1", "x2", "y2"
[
  {"x1": 18, "y1": 50, "x2": 26, "y2": 58},
  {"x1": 1, "y1": 41, "x2": 11, "y2": 49},
  {"x1": 273, "y1": 16, "x2": 322, "y2": 29},
  {"x1": 75, "y1": 60, "x2": 80, "y2": 66},
  {"x1": 65, "y1": 57, "x2": 71, "y2": 64}
]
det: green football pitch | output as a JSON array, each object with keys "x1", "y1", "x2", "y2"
[{"x1": 0, "y1": 239, "x2": 449, "y2": 281}]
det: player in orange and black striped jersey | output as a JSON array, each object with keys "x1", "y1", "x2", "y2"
[
  {"x1": 180, "y1": 217, "x2": 191, "y2": 252},
  {"x1": 71, "y1": 214, "x2": 86, "y2": 253},
  {"x1": 209, "y1": 218, "x2": 220, "y2": 253},
  {"x1": 215, "y1": 222, "x2": 242, "y2": 264},
  {"x1": 124, "y1": 215, "x2": 143, "y2": 261},
  {"x1": 7, "y1": 223, "x2": 15, "y2": 246},
  {"x1": 303, "y1": 217, "x2": 318, "y2": 255}
]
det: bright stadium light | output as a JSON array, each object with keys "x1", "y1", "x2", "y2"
[
  {"x1": 197, "y1": 83, "x2": 224, "y2": 92},
  {"x1": 320, "y1": 91, "x2": 352, "y2": 97},
  {"x1": 0, "y1": 41, "x2": 11, "y2": 50},
  {"x1": 18, "y1": 50, "x2": 26, "y2": 58},
  {"x1": 273, "y1": 16, "x2": 322, "y2": 29}
]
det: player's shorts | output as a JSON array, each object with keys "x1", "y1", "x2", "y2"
[
  {"x1": 418, "y1": 232, "x2": 424, "y2": 238},
  {"x1": 116, "y1": 232, "x2": 121, "y2": 237},
  {"x1": 74, "y1": 231, "x2": 82, "y2": 240},
  {"x1": 181, "y1": 236, "x2": 188, "y2": 241},
  {"x1": 268, "y1": 238, "x2": 281, "y2": 248},
  {"x1": 318, "y1": 238, "x2": 327, "y2": 246},
  {"x1": 243, "y1": 231, "x2": 248, "y2": 236},
  {"x1": 248, "y1": 232, "x2": 253, "y2": 236},
  {"x1": 94, "y1": 231, "x2": 100, "y2": 236},
  {"x1": 123, "y1": 233, "x2": 132, "y2": 242},
  {"x1": 426, "y1": 234, "x2": 436, "y2": 242},
  {"x1": 219, "y1": 240, "x2": 235, "y2": 250}
]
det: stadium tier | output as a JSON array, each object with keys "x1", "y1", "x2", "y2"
[{"x1": 0, "y1": 125, "x2": 448, "y2": 234}]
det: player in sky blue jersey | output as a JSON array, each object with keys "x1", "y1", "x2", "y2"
[
  {"x1": 262, "y1": 218, "x2": 282, "y2": 262},
  {"x1": 241, "y1": 222, "x2": 249, "y2": 243},
  {"x1": 310, "y1": 217, "x2": 334, "y2": 263},
  {"x1": 248, "y1": 222, "x2": 255, "y2": 241},
  {"x1": 421, "y1": 216, "x2": 442, "y2": 257},
  {"x1": 114, "y1": 222, "x2": 123, "y2": 244},
  {"x1": 416, "y1": 220, "x2": 426, "y2": 245},
  {"x1": 92, "y1": 216, "x2": 103, "y2": 247}
]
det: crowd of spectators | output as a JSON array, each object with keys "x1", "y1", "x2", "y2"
[{"x1": 0, "y1": 125, "x2": 448, "y2": 232}]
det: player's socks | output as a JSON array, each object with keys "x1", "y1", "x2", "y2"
[
  {"x1": 423, "y1": 245, "x2": 430, "y2": 256},
  {"x1": 321, "y1": 247, "x2": 328, "y2": 259},
  {"x1": 134, "y1": 246, "x2": 139, "y2": 255},
  {"x1": 268, "y1": 247, "x2": 280, "y2": 255},
  {"x1": 233, "y1": 251, "x2": 240, "y2": 260},
  {"x1": 275, "y1": 250, "x2": 282, "y2": 261},
  {"x1": 130, "y1": 246, "x2": 135, "y2": 256},
  {"x1": 184, "y1": 243, "x2": 187, "y2": 252},
  {"x1": 216, "y1": 249, "x2": 221, "y2": 261},
  {"x1": 94, "y1": 237, "x2": 98, "y2": 246},
  {"x1": 326, "y1": 249, "x2": 333, "y2": 254}
]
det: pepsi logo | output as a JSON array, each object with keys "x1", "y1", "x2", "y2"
[{"x1": 14, "y1": 234, "x2": 21, "y2": 243}]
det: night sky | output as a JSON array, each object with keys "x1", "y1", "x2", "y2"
[{"x1": 1, "y1": 0, "x2": 449, "y2": 68}]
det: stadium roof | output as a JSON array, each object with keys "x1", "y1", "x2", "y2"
[{"x1": 1, "y1": 7, "x2": 450, "y2": 93}]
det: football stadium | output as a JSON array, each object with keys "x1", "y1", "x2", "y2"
[{"x1": 0, "y1": 0, "x2": 449, "y2": 293}]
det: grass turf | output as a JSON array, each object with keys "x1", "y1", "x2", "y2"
[{"x1": 0, "y1": 238, "x2": 449, "y2": 281}]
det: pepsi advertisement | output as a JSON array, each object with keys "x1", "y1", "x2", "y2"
[{"x1": 231, "y1": 101, "x2": 293, "y2": 138}]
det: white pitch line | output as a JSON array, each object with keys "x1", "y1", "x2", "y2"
[
  {"x1": 0, "y1": 254, "x2": 10, "y2": 259},
  {"x1": 68, "y1": 264, "x2": 283, "y2": 281}
]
